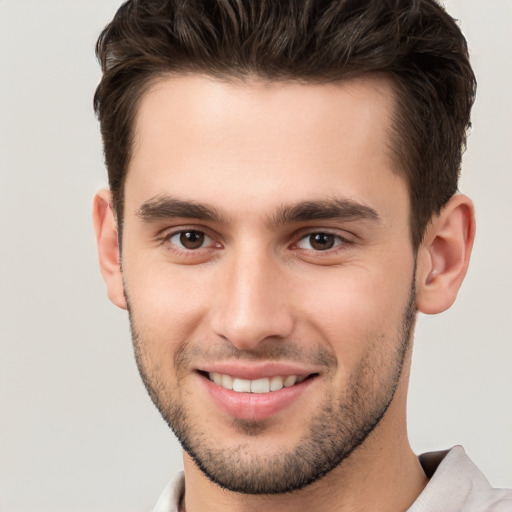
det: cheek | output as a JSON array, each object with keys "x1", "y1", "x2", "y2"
[
  {"x1": 294, "y1": 263, "x2": 413, "y2": 366},
  {"x1": 123, "y1": 260, "x2": 212, "y2": 356}
]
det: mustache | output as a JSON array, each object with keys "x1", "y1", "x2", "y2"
[{"x1": 174, "y1": 340, "x2": 338, "y2": 371}]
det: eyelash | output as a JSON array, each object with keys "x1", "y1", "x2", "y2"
[
  {"x1": 159, "y1": 228, "x2": 219, "y2": 254},
  {"x1": 159, "y1": 227, "x2": 353, "y2": 258},
  {"x1": 294, "y1": 231, "x2": 351, "y2": 252}
]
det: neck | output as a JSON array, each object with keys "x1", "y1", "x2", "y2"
[{"x1": 180, "y1": 375, "x2": 428, "y2": 512}]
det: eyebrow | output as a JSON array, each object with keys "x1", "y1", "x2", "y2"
[
  {"x1": 136, "y1": 196, "x2": 228, "y2": 223},
  {"x1": 269, "y1": 198, "x2": 380, "y2": 227},
  {"x1": 135, "y1": 195, "x2": 380, "y2": 226}
]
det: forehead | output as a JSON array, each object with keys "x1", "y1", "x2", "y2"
[{"x1": 126, "y1": 74, "x2": 407, "y2": 223}]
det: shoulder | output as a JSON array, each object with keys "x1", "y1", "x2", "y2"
[
  {"x1": 410, "y1": 446, "x2": 512, "y2": 512},
  {"x1": 151, "y1": 471, "x2": 185, "y2": 512},
  {"x1": 473, "y1": 489, "x2": 512, "y2": 512}
]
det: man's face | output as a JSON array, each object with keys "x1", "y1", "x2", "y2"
[{"x1": 120, "y1": 75, "x2": 417, "y2": 493}]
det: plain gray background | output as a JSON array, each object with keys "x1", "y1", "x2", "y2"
[{"x1": 0, "y1": 1, "x2": 510, "y2": 510}]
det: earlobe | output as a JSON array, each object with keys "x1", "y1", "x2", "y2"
[
  {"x1": 92, "y1": 189, "x2": 127, "y2": 309},
  {"x1": 416, "y1": 194, "x2": 475, "y2": 314}
]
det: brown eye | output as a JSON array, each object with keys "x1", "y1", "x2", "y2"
[
  {"x1": 309, "y1": 233, "x2": 335, "y2": 250},
  {"x1": 297, "y1": 232, "x2": 343, "y2": 251},
  {"x1": 169, "y1": 230, "x2": 209, "y2": 250}
]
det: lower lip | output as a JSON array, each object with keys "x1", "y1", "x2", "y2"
[{"x1": 199, "y1": 373, "x2": 316, "y2": 421}]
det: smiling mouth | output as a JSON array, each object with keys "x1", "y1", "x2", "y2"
[{"x1": 202, "y1": 372, "x2": 317, "y2": 394}]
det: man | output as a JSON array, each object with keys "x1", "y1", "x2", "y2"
[{"x1": 92, "y1": 0, "x2": 511, "y2": 510}]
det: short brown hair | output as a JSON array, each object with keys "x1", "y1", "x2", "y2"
[{"x1": 94, "y1": 0, "x2": 476, "y2": 249}]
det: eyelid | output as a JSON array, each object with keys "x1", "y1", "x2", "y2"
[
  {"x1": 290, "y1": 228, "x2": 356, "y2": 256},
  {"x1": 169, "y1": 230, "x2": 213, "y2": 250},
  {"x1": 295, "y1": 227, "x2": 353, "y2": 241},
  {"x1": 158, "y1": 225, "x2": 222, "y2": 250}
]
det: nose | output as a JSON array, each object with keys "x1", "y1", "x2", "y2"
[{"x1": 210, "y1": 247, "x2": 295, "y2": 351}]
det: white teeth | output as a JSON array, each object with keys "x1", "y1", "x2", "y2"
[
  {"x1": 270, "y1": 376, "x2": 284, "y2": 391},
  {"x1": 221, "y1": 374, "x2": 233, "y2": 390},
  {"x1": 233, "y1": 378, "x2": 251, "y2": 392},
  {"x1": 208, "y1": 373, "x2": 307, "y2": 393},
  {"x1": 251, "y1": 378, "x2": 270, "y2": 393},
  {"x1": 284, "y1": 375, "x2": 297, "y2": 387}
]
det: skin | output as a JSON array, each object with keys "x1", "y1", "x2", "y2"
[{"x1": 94, "y1": 74, "x2": 475, "y2": 512}]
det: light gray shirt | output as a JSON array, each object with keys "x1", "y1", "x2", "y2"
[{"x1": 152, "y1": 446, "x2": 512, "y2": 512}]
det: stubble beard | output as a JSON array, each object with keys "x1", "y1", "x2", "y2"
[{"x1": 127, "y1": 280, "x2": 417, "y2": 495}]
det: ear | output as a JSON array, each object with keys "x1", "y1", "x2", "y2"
[
  {"x1": 92, "y1": 189, "x2": 127, "y2": 309},
  {"x1": 416, "y1": 194, "x2": 475, "y2": 314}
]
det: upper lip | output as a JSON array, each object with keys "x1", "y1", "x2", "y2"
[{"x1": 198, "y1": 361, "x2": 317, "y2": 380}]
